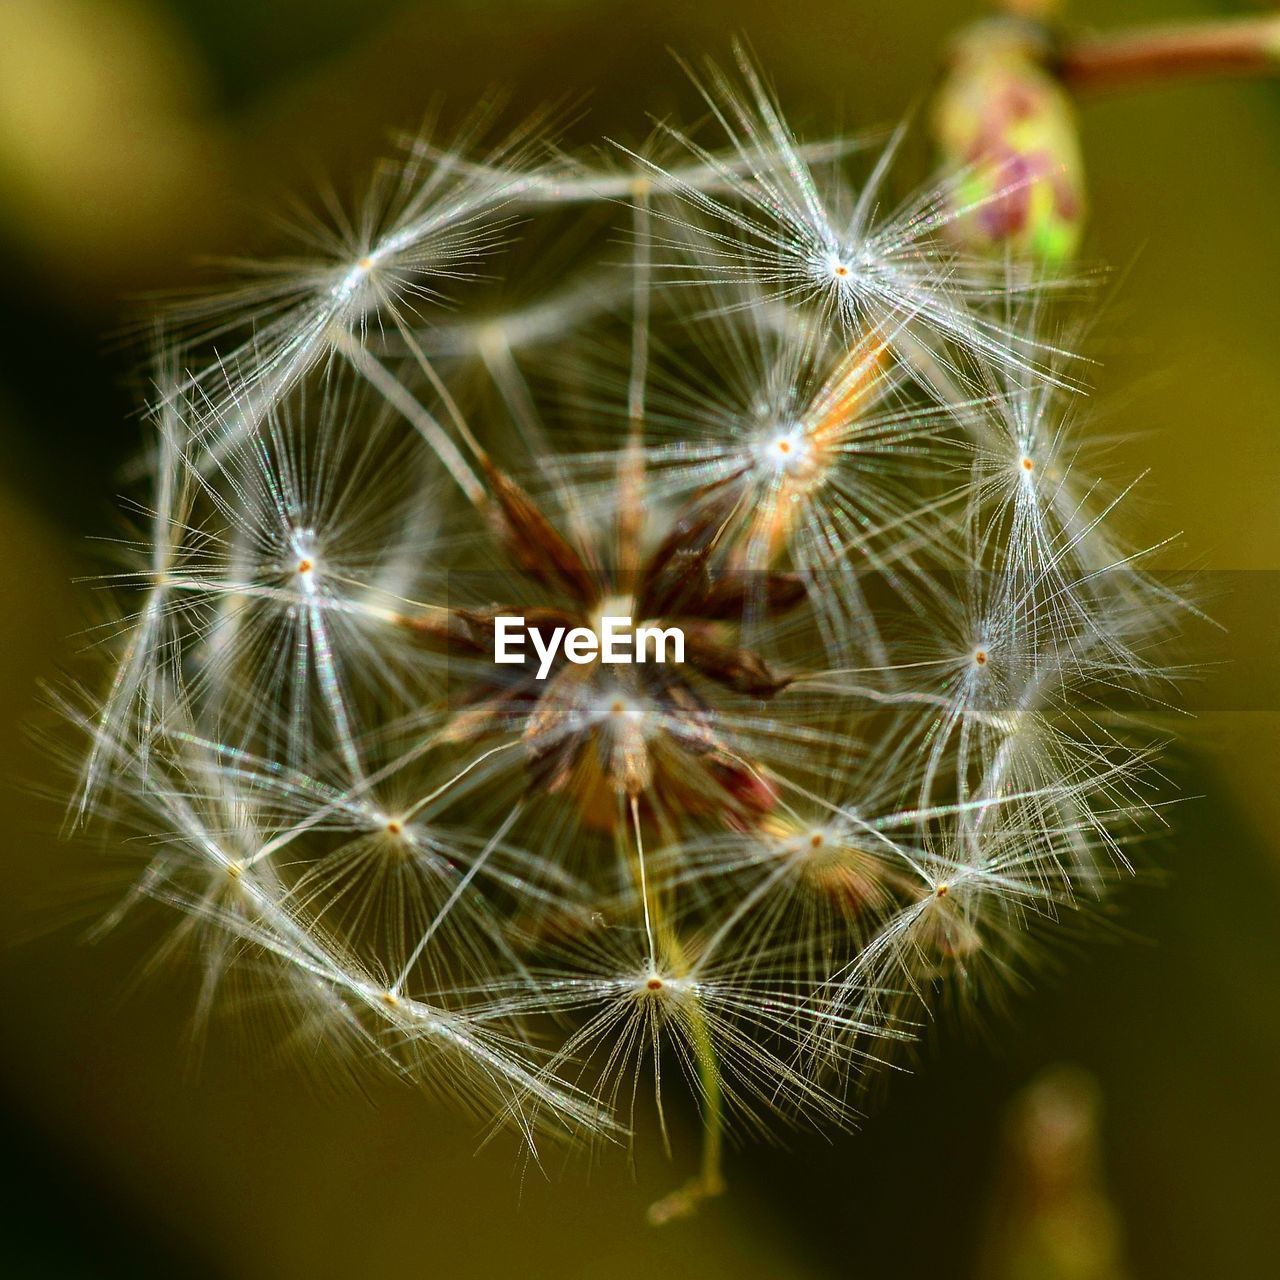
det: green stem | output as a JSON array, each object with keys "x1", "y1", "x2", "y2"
[
  {"x1": 626, "y1": 797, "x2": 726, "y2": 1224},
  {"x1": 646, "y1": 921, "x2": 727, "y2": 1225},
  {"x1": 694, "y1": 1014, "x2": 726, "y2": 1195}
]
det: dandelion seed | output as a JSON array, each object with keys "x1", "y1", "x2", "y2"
[
  {"x1": 635, "y1": 43, "x2": 1078, "y2": 382},
  {"x1": 163, "y1": 106, "x2": 552, "y2": 456}
]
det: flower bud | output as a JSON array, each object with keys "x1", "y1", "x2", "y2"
[{"x1": 931, "y1": 17, "x2": 1086, "y2": 264}]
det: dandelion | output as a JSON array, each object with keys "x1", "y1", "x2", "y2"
[{"x1": 55, "y1": 40, "x2": 1194, "y2": 1223}]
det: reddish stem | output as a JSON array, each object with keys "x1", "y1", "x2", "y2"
[{"x1": 1058, "y1": 15, "x2": 1280, "y2": 92}]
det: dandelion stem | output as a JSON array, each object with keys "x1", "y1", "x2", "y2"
[
  {"x1": 627, "y1": 187, "x2": 652, "y2": 435},
  {"x1": 479, "y1": 331, "x2": 595, "y2": 552},
  {"x1": 402, "y1": 741, "x2": 521, "y2": 821},
  {"x1": 393, "y1": 800, "x2": 523, "y2": 992},
  {"x1": 397, "y1": 326, "x2": 487, "y2": 457},
  {"x1": 329, "y1": 327, "x2": 488, "y2": 507},
  {"x1": 697, "y1": 1046, "x2": 726, "y2": 1198},
  {"x1": 630, "y1": 796, "x2": 656, "y2": 966},
  {"x1": 625, "y1": 795, "x2": 727, "y2": 1225},
  {"x1": 619, "y1": 186, "x2": 651, "y2": 579},
  {"x1": 647, "y1": 955, "x2": 727, "y2": 1227}
]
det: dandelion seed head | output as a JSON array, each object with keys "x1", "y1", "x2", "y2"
[{"x1": 55, "y1": 44, "x2": 1191, "y2": 1191}]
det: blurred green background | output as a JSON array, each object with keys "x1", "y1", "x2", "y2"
[{"x1": 1, "y1": 1, "x2": 1278, "y2": 1276}]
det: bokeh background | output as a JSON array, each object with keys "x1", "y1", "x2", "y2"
[{"x1": 1, "y1": 1, "x2": 1278, "y2": 1275}]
